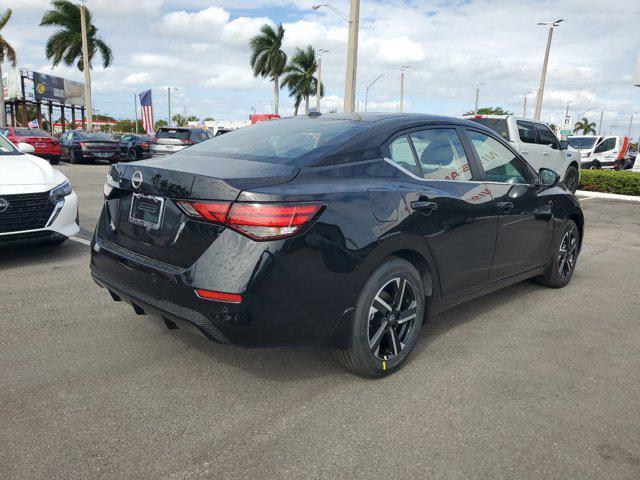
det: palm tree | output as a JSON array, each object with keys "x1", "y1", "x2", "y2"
[
  {"x1": 40, "y1": 0, "x2": 113, "y2": 71},
  {"x1": 250, "y1": 24, "x2": 286, "y2": 115},
  {"x1": 172, "y1": 114, "x2": 187, "y2": 127},
  {"x1": 0, "y1": 8, "x2": 17, "y2": 128},
  {"x1": 186, "y1": 115, "x2": 200, "y2": 122},
  {"x1": 573, "y1": 117, "x2": 596, "y2": 135},
  {"x1": 281, "y1": 45, "x2": 324, "y2": 115}
]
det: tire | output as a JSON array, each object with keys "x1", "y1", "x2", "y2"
[
  {"x1": 49, "y1": 156, "x2": 60, "y2": 165},
  {"x1": 69, "y1": 150, "x2": 79, "y2": 164},
  {"x1": 563, "y1": 166, "x2": 579, "y2": 193},
  {"x1": 128, "y1": 149, "x2": 137, "y2": 161},
  {"x1": 334, "y1": 258, "x2": 426, "y2": 378},
  {"x1": 536, "y1": 219, "x2": 580, "y2": 288}
]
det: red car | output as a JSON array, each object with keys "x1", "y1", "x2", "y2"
[{"x1": 2, "y1": 127, "x2": 62, "y2": 164}]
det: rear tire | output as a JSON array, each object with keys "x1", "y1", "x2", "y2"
[
  {"x1": 563, "y1": 166, "x2": 579, "y2": 193},
  {"x1": 128, "y1": 149, "x2": 137, "y2": 161},
  {"x1": 536, "y1": 219, "x2": 580, "y2": 288},
  {"x1": 49, "y1": 156, "x2": 60, "y2": 165},
  {"x1": 69, "y1": 150, "x2": 79, "y2": 164},
  {"x1": 334, "y1": 258, "x2": 425, "y2": 378}
]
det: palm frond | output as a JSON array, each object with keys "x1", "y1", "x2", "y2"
[{"x1": 0, "y1": 8, "x2": 12, "y2": 30}]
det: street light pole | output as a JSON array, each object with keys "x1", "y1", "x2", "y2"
[
  {"x1": 400, "y1": 65, "x2": 411, "y2": 112},
  {"x1": 364, "y1": 74, "x2": 385, "y2": 112},
  {"x1": 598, "y1": 110, "x2": 604, "y2": 135},
  {"x1": 80, "y1": 1, "x2": 93, "y2": 131},
  {"x1": 167, "y1": 87, "x2": 178, "y2": 126},
  {"x1": 134, "y1": 94, "x2": 139, "y2": 134},
  {"x1": 522, "y1": 91, "x2": 532, "y2": 117},
  {"x1": 474, "y1": 82, "x2": 485, "y2": 115},
  {"x1": 534, "y1": 19, "x2": 563, "y2": 120},
  {"x1": 628, "y1": 112, "x2": 638, "y2": 138},
  {"x1": 316, "y1": 49, "x2": 328, "y2": 112},
  {"x1": 565, "y1": 100, "x2": 573, "y2": 119}
]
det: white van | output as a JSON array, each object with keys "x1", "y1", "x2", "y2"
[
  {"x1": 464, "y1": 115, "x2": 580, "y2": 192},
  {"x1": 567, "y1": 135, "x2": 630, "y2": 170}
]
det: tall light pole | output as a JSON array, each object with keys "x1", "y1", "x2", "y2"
[
  {"x1": 628, "y1": 112, "x2": 638, "y2": 138},
  {"x1": 167, "y1": 87, "x2": 178, "y2": 126},
  {"x1": 313, "y1": 2, "x2": 360, "y2": 113},
  {"x1": 598, "y1": 110, "x2": 604, "y2": 135},
  {"x1": 474, "y1": 82, "x2": 485, "y2": 115},
  {"x1": 522, "y1": 91, "x2": 533, "y2": 117},
  {"x1": 534, "y1": 19, "x2": 563, "y2": 120},
  {"x1": 364, "y1": 74, "x2": 385, "y2": 112},
  {"x1": 315, "y1": 48, "x2": 329, "y2": 112},
  {"x1": 80, "y1": 0, "x2": 93, "y2": 131},
  {"x1": 399, "y1": 65, "x2": 411, "y2": 112},
  {"x1": 564, "y1": 100, "x2": 573, "y2": 119}
]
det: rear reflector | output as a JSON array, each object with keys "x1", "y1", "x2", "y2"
[{"x1": 195, "y1": 289, "x2": 242, "y2": 303}]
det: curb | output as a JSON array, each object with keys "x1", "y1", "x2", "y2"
[{"x1": 576, "y1": 190, "x2": 640, "y2": 203}]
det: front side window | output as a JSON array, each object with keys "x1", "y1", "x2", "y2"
[
  {"x1": 409, "y1": 129, "x2": 472, "y2": 181},
  {"x1": 516, "y1": 121, "x2": 537, "y2": 144},
  {"x1": 595, "y1": 138, "x2": 616, "y2": 153},
  {"x1": 535, "y1": 124, "x2": 559, "y2": 149},
  {"x1": 388, "y1": 135, "x2": 420, "y2": 176},
  {"x1": 467, "y1": 130, "x2": 529, "y2": 184}
]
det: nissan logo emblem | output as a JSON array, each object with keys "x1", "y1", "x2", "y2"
[
  {"x1": 0, "y1": 198, "x2": 8, "y2": 213},
  {"x1": 131, "y1": 171, "x2": 143, "y2": 189}
]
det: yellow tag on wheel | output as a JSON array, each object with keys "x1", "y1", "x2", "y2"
[{"x1": 382, "y1": 361, "x2": 386, "y2": 371}]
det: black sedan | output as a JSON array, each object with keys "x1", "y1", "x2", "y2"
[
  {"x1": 119, "y1": 134, "x2": 151, "y2": 161},
  {"x1": 91, "y1": 113, "x2": 584, "y2": 377},
  {"x1": 60, "y1": 130, "x2": 121, "y2": 164}
]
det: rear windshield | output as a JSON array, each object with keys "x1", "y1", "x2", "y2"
[
  {"x1": 467, "y1": 118, "x2": 510, "y2": 141},
  {"x1": 567, "y1": 137, "x2": 597, "y2": 149},
  {"x1": 78, "y1": 132, "x2": 113, "y2": 141},
  {"x1": 156, "y1": 128, "x2": 191, "y2": 140},
  {"x1": 183, "y1": 117, "x2": 369, "y2": 164},
  {"x1": 14, "y1": 128, "x2": 51, "y2": 137}
]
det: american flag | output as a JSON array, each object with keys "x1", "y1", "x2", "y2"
[{"x1": 139, "y1": 89, "x2": 154, "y2": 135}]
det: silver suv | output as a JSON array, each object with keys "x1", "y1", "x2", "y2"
[{"x1": 150, "y1": 127, "x2": 212, "y2": 156}]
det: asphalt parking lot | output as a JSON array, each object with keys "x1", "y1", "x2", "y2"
[{"x1": 1, "y1": 164, "x2": 639, "y2": 480}]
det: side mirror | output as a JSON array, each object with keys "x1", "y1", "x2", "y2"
[
  {"x1": 538, "y1": 168, "x2": 560, "y2": 188},
  {"x1": 17, "y1": 142, "x2": 35, "y2": 154},
  {"x1": 559, "y1": 140, "x2": 568, "y2": 150}
]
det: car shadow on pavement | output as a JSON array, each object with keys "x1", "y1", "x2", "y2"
[
  {"x1": 0, "y1": 240, "x2": 86, "y2": 269},
  {"x1": 163, "y1": 279, "x2": 539, "y2": 383}
]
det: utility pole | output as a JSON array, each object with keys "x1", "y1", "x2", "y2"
[
  {"x1": 134, "y1": 94, "x2": 139, "y2": 134},
  {"x1": 167, "y1": 87, "x2": 172, "y2": 126},
  {"x1": 522, "y1": 91, "x2": 532, "y2": 117},
  {"x1": 316, "y1": 49, "x2": 328, "y2": 112},
  {"x1": 628, "y1": 112, "x2": 637, "y2": 138},
  {"x1": 474, "y1": 82, "x2": 485, "y2": 115},
  {"x1": 534, "y1": 19, "x2": 563, "y2": 120},
  {"x1": 344, "y1": 0, "x2": 360, "y2": 113},
  {"x1": 598, "y1": 110, "x2": 603, "y2": 135},
  {"x1": 400, "y1": 65, "x2": 411, "y2": 112},
  {"x1": 80, "y1": 1, "x2": 93, "y2": 131},
  {"x1": 565, "y1": 100, "x2": 573, "y2": 119}
]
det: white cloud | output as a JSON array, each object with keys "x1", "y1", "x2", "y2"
[{"x1": 124, "y1": 72, "x2": 151, "y2": 85}]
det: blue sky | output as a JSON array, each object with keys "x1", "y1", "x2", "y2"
[{"x1": 3, "y1": 0, "x2": 640, "y2": 136}]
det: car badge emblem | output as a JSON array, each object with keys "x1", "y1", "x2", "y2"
[
  {"x1": 0, "y1": 198, "x2": 9, "y2": 213},
  {"x1": 131, "y1": 170, "x2": 143, "y2": 189}
]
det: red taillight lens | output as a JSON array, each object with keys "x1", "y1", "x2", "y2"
[
  {"x1": 180, "y1": 138, "x2": 195, "y2": 144},
  {"x1": 141, "y1": 142, "x2": 149, "y2": 148},
  {"x1": 176, "y1": 201, "x2": 231, "y2": 223},
  {"x1": 195, "y1": 289, "x2": 242, "y2": 303},
  {"x1": 79, "y1": 142, "x2": 87, "y2": 148},
  {"x1": 227, "y1": 203, "x2": 323, "y2": 240}
]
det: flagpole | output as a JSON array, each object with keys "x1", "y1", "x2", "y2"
[{"x1": 134, "y1": 94, "x2": 139, "y2": 134}]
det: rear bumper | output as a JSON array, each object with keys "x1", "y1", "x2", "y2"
[{"x1": 82, "y1": 151, "x2": 121, "y2": 161}]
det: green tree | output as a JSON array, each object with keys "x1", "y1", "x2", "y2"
[
  {"x1": 40, "y1": 0, "x2": 113, "y2": 71},
  {"x1": 281, "y1": 45, "x2": 323, "y2": 115},
  {"x1": 250, "y1": 23, "x2": 286, "y2": 115},
  {"x1": 573, "y1": 117, "x2": 596, "y2": 135},
  {"x1": 155, "y1": 119, "x2": 167, "y2": 130},
  {"x1": 0, "y1": 8, "x2": 17, "y2": 128},
  {"x1": 186, "y1": 115, "x2": 199, "y2": 122},
  {"x1": 172, "y1": 114, "x2": 187, "y2": 127},
  {"x1": 463, "y1": 106, "x2": 513, "y2": 116},
  {"x1": 114, "y1": 119, "x2": 143, "y2": 133}
]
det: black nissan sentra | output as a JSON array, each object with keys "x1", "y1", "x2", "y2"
[{"x1": 91, "y1": 113, "x2": 584, "y2": 377}]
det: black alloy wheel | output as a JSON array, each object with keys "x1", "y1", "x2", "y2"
[
  {"x1": 558, "y1": 224, "x2": 578, "y2": 279},
  {"x1": 537, "y1": 219, "x2": 580, "y2": 288}
]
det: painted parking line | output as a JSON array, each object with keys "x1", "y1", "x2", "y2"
[
  {"x1": 578, "y1": 197, "x2": 596, "y2": 202},
  {"x1": 70, "y1": 236, "x2": 91, "y2": 246}
]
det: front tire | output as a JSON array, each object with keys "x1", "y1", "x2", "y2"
[
  {"x1": 49, "y1": 155, "x2": 60, "y2": 165},
  {"x1": 334, "y1": 258, "x2": 425, "y2": 378},
  {"x1": 537, "y1": 219, "x2": 580, "y2": 288},
  {"x1": 128, "y1": 149, "x2": 137, "y2": 161},
  {"x1": 563, "y1": 166, "x2": 579, "y2": 193}
]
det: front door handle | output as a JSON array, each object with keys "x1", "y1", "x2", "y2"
[
  {"x1": 411, "y1": 200, "x2": 438, "y2": 214},
  {"x1": 496, "y1": 201, "x2": 514, "y2": 213}
]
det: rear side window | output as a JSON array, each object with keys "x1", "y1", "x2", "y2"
[
  {"x1": 516, "y1": 121, "x2": 537, "y2": 144},
  {"x1": 389, "y1": 135, "x2": 420, "y2": 176},
  {"x1": 467, "y1": 118, "x2": 510, "y2": 141},
  {"x1": 467, "y1": 130, "x2": 529, "y2": 184},
  {"x1": 157, "y1": 129, "x2": 191, "y2": 140},
  {"x1": 535, "y1": 124, "x2": 559, "y2": 148},
  {"x1": 409, "y1": 129, "x2": 472, "y2": 181}
]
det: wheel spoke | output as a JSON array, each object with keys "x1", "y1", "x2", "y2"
[
  {"x1": 372, "y1": 295, "x2": 393, "y2": 314},
  {"x1": 388, "y1": 327, "x2": 401, "y2": 356},
  {"x1": 369, "y1": 320, "x2": 388, "y2": 352},
  {"x1": 394, "y1": 278, "x2": 407, "y2": 309},
  {"x1": 398, "y1": 305, "x2": 417, "y2": 324}
]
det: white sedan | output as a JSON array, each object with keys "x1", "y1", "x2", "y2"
[{"x1": 0, "y1": 135, "x2": 79, "y2": 246}]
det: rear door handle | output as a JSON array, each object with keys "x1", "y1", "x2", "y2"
[
  {"x1": 411, "y1": 200, "x2": 438, "y2": 214},
  {"x1": 543, "y1": 152, "x2": 550, "y2": 156},
  {"x1": 496, "y1": 201, "x2": 514, "y2": 213}
]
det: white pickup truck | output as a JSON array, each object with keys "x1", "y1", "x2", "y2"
[{"x1": 464, "y1": 115, "x2": 580, "y2": 193}]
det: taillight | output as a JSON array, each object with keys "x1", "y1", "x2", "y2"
[
  {"x1": 228, "y1": 203, "x2": 323, "y2": 240},
  {"x1": 180, "y1": 138, "x2": 195, "y2": 144},
  {"x1": 176, "y1": 201, "x2": 324, "y2": 240},
  {"x1": 79, "y1": 142, "x2": 87, "y2": 148},
  {"x1": 141, "y1": 142, "x2": 149, "y2": 148}
]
